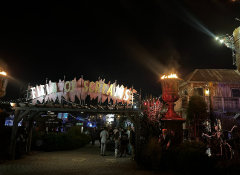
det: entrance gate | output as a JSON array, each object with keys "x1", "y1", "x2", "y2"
[{"x1": 9, "y1": 105, "x2": 141, "y2": 160}]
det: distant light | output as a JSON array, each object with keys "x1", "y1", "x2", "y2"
[
  {"x1": 220, "y1": 39, "x2": 224, "y2": 43},
  {"x1": 81, "y1": 112, "x2": 84, "y2": 113},
  {"x1": 205, "y1": 89, "x2": 209, "y2": 95},
  {"x1": 215, "y1": 37, "x2": 218, "y2": 40}
]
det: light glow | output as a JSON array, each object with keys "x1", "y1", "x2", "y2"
[
  {"x1": 114, "y1": 85, "x2": 124, "y2": 99},
  {"x1": 205, "y1": 89, "x2": 209, "y2": 95},
  {"x1": 220, "y1": 39, "x2": 224, "y2": 43},
  {"x1": 0, "y1": 71, "x2": 6, "y2": 75},
  {"x1": 215, "y1": 37, "x2": 219, "y2": 40},
  {"x1": 161, "y1": 73, "x2": 178, "y2": 79}
]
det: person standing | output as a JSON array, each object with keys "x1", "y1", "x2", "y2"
[
  {"x1": 169, "y1": 130, "x2": 180, "y2": 148},
  {"x1": 98, "y1": 127, "x2": 103, "y2": 148},
  {"x1": 129, "y1": 127, "x2": 135, "y2": 160},
  {"x1": 159, "y1": 129, "x2": 170, "y2": 149},
  {"x1": 109, "y1": 127, "x2": 113, "y2": 140},
  {"x1": 15, "y1": 133, "x2": 22, "y2": 159},
  {"x1": 126, "y1": 128, "x2": 131, "y2": 155},
  {"x1": 113, "y1": 127, "x2": 118, "y2": 135},
  {"x1": 100, "y1": 127, "x2": 109, "y2": 156},
  {"x1": 118, "y1": 127, "x2": 122, "y2": 156},
  {"x1": 120, "y1": 129, "x2": 128, "y2": 157},
  {"x1": 91, "y1": 127, "x2": 97, "y2": 146},
  {"x1": 114, "y1": 129, "x2": 120, "y2": 158}
]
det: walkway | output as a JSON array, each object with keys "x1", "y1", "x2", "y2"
[{"x1": 0, "y1": 141, "x2": 174, "y2": 175}]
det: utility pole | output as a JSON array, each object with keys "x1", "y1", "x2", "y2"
[
  {"x1": 132, "y1": 85, "x2": 134, "y2": 107},
  {"x1": 139, "y1": 88, "x2": 141, "y2": 109},
  {"x1": 209, "y1": 81, "x2": 214, "y2": 133}
]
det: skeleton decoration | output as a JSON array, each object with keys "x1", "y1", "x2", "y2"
[{"x1": 202, "y1": 125, "x2": 237, "y2": 160}]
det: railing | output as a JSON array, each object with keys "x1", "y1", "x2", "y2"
[{"x1": 180, "y1": 95, "x2": 240, "y2": 112}]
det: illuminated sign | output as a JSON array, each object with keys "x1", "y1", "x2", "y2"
[
  {"x1": 76, "y1": 123, "x2": 83, "y2": 126},
  {"x1": 57, "y1": 113, "x2": 62, "y2": 119},
  {"x1": 63, "y1": 113, "x2": 68, "y2": 121},
  {"x1": 106, "y1": 114, "x2": 115, "y2": 122},
  {"x1": 29, "y1": 78, "x2": 137, "y2": 105}
]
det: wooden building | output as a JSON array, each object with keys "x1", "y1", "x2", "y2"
[{"x1": 175, "y1": 69, "x2": 240, "y2": 128}]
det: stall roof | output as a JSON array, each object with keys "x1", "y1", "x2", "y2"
[{"x1": 183, "y1": 69, "x2": 240, "y2": 83}]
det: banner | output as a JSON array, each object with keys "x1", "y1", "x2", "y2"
[{"x1": 29, "y1": 78, "x2": 137, "y2": 105}]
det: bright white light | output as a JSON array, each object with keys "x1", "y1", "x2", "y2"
[
  {"x1": 215, "y1": 37, "x2": 218, "y2": 40},
  {"x1": 220, "y1": 39, "x2": 224, "y2": 43},
  {"x1": 0, "y1": 71, "x2": 6, "y2": 75},
  {"x1": 205, "y1": 89, "x2": 209, "y2": 95},
  {"x1": 106, "y1": 114, "x2": 114, "y2": 122},
  {"x1": 114, "y1": 85, "x2": 124, "y2": 99},
  {"x1": 134, "y1": 106, "x2": 137, "y2": 108},
  {"x1": 123, "y1": 89, "x2": 130, "y2": 100},
  {"x1": 31, "y1": 87, "x2": 36, "y2": 99}
]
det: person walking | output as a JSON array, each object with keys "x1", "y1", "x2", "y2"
[
  {"x1": 100, "y1": 127, "x2": 109, "y2": 156},
  {"x1": 129, "y1": 127, "x2": 135, "y2": 160},
  {"x1": 91, "y1": 127, "x2": 97, "y2": 146}
]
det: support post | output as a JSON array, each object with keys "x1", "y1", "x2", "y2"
[
  {"x1": 18, "y1": 110, "x2": 31, "y2": 122},
  {"x1": 139, "y1": 88, "x2": 141, "y2": 109},
  {"x1": 9, "y1": 110, "x2": 20, "y2": 160},
  {"x1": 26, "y1": 111, "x2": 38, "y2": 121},
  {"x1": 209, "y1": 82, "x2": 214, "y2": 133},
  {"x1": 0, "y1": 109, "x2": 9, "y2": 160},
  {"x1": 134, "y1": 114, "x2": 140, "y2": 161},
  {"x1": 238, "y1": 98, "x2": 240, "y2": 110},
  {"x1": 222, "y1": 97, "x2": 225, "y2": 112},
  {"x1": 27, "y1": 119, "x2": 34, "y2": 155}
]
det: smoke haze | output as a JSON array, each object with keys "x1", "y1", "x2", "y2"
[
  {"x1": 0, "y1": 58, "x2": 8, "y2": 72},
  {"x1": 121, "y1": 38, "x2": 181, "y2": 77}
]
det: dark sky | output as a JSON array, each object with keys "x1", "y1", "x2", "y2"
[{"x1": 1, "y1": 0, "x2": 240, "y2": 101}]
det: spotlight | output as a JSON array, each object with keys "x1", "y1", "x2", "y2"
[{"x1": 215, "y1": 37, "x2": 219, "y2": 40}]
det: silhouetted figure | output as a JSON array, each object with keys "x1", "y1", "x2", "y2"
[
  {"x1": 169, "y1": 130, "x2": 181, "y2": 148},
  {"x1": 159, "y1": 129, "x2": 170, "y2": 149},
  {"x1": 91, "y1": 128, "x2": 97, "y2": 146}
]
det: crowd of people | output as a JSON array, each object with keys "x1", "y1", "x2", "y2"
[{"x1": 90, "y1": 126, "x2": 135, "y2": 160}]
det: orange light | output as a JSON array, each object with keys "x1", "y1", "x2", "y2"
[
  {"x1": 161, "y1": 73, "x2": 178, "y2": 79},
  {"x1": 0, "y1": 71, "x2": 6, "y2": 76}
]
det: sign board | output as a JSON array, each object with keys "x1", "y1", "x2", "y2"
[
  {"x1": 29, "y1": 78, "x2": 137, "y2": 105},
  {"x1": 76, "y1": 123, "x2": 83, "y2": 126},
  {"x1": 62, "y1": 113, "x2": 68, "y2": 121},
  {"x1": 57, "y1": 113, "x2": 62, "y2": 119}
]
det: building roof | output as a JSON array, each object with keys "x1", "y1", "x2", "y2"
[{"x1": 183, "y1": 69, "x2": 240, "y2": 83}]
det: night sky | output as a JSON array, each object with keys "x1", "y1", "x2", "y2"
[{"x1": 1, "y1": 0, "x2": 240, "y2": 101}]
